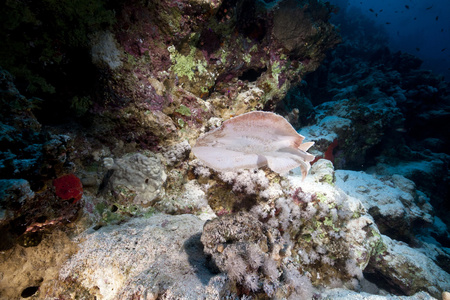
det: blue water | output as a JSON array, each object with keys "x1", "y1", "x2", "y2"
[{"x1": 329, "y1": 0, "x2": 450, "y2": 80}]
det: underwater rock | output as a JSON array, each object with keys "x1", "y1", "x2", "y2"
[
  {"x1": 369, "y1": 157, "x2": 449, "y2": 224},
  {"x1": 300, "y1": 97, "x2": 403, "y2": 169},
  {"x1": 319, "y1": 288, "x2": 435, "y2": 300},
  {"x1": 0, "y1": 68, "x2": 43, "y2": 179},
  {"x1": 273, "y1": 0, "x2": 339, "y2": 59},
  {"x1": 0, "y1": 230, "x2": 78, "y2": 300},
  {"x1": 58, "y1": 214, "x2": 226, "y2": 300},
  {"x1": 309, "y1": 158, "x2": 335, "y2": 184},
  {"x1": 105, "y1": 153, "x2": 166, "y2": 206},
  {"x1": 0, "y1": 179, "x2": 35, "y2": 250},
  {"x1": 365, "y1": 235, "x2": 450, "y2": 298},
  {"x1": 155, "y1": 179, "x2": 210, "y2": 215},
  {"x1": 300, "y1": 115, "x2": 352, "y2": 145},
  {"x1": 90, "y1": 31, "x2": 122, "y2": 69},
  {"x1": 100, "y1": 0, "x2": 340, "y2": 131},
  {"x1": 192, "y1": 111, "x2": 315, "y2": 179},
  {"x1": 0, "y1": 179, "x2": 35, "y2": 222},
  {"x1": 335, "y1": 170, "x2": 433, "y2": 242}
]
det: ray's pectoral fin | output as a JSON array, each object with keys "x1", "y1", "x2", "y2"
[
  {"x1": 265, "y1": 148, "x2": 314, "y2": 179},
  {"x1": 256, "y1": 154, "x2": 268, "y2": 167},
  {"x1": 265, "y1": 154, "x2": 300, "y2": 175},
  {"x1": 192, "y1": 146, "x2": 264, "y2": 171},
  {"x1": 299, "y1": 141, "x2": 315, "y2": 152}
]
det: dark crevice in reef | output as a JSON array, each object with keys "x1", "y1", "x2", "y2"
[
  {"x1": 363, "y1": 271, "x2": 407, "y2": 296},
  {"x1": 239, "y1": 67, "x2": 267, "y2": 82},
  {"x1": 21, "y1": 286, "x2": 40, "y2": 298}
]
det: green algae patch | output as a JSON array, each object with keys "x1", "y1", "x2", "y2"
[
  {"x1": 168, "y1": 45, "x2": 208, "y2": 81},
  {"x1": 175, "y1": 104, "x2": 192, "y2": 116}
]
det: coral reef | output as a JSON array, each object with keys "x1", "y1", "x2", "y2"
[
  {"x1": 284, "y1": 3, "x2": 450, "y2": 229},
  {"x1": 198, "y1": 161, "x2": 450, "y2": 299},
  {"x1": 0, "y1": 69, "x2": 83, "y2": 251},
  {"x1": 201, "y1": 212, "x2": 288, "y2": 296},
  {"x1": 0, "y1": 0, "x2": 449, "y2": 299}
]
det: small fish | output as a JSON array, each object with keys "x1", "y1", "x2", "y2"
[
  {"x1": 436, "y1": 16, "x2": 439, "y2": 21},
  {"x1": 386, "y1": 22, "x2": 391, "y2": 24},
  {"x1": 369, "y1": 8, "x2": 374, "y2": 12},
  {"x1": 441, "y1": 28, "x2": 444, "y2": 32},
  {"x1": 405, "y1": 5, "x2": 410, "y2": 9},
  {"x1": 414, "y1": 17, "x2": 417, "y2": 20},
  {"x1": 379, "y1": 9, "x2": 383, "y2": 12},
  {"x1": 416, "y1": 48, "x2": 420, "y2": 51},
  {"x1": 375, "y1": 13, "x2": 378, "y2": 17},
  {"x1": 442, "y1": 48, "x2": 447, "y2": 52},
  {"x1": 426, "y1": 6, "x2": 432, "y2": 10}
]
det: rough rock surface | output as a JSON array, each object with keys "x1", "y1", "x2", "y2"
[
  {"x1": 0, "y1": 230, "x2": 78, "y2": 300},
  {"x1": 107, "y1": 153, "x2": 166, "y2": 206},
  {"x1": 335, "y1": 170, "x2": 433, "y2": 242},
  {"x1": 299, "y1": 97, "x2": 403, "y2": 169},
  {"x1": 0, "y1": 179, "x2": 35, "y2": 223},
  {"x1": 319, "y1": 289, "x2": 436, "y2": 300},
  {"x1": 58, "y1": 214, "x2": 226, "y2": 300},
  {"x1": 365, "y1": 235, "x2": 450, "y2": 297}
]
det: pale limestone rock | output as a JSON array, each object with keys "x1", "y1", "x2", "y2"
[
  {"x1": 60, "y1": 214, "x2": 227, "y2": 300},
  {"x1": 310, "y1": 158, "x2": 335, "y2": 184},
  {"x1": 90, "y1": 31, "x2": 122, "y2": 69},
  {"x1": 367, "y1": 235, "x2": 450, "y2": 298},
  {"x1": 109, "y1": 153, "x2": 166, "y2": 206},
  {"x1": 335, "y1": 170, "x2": 434, "y2": 238}
]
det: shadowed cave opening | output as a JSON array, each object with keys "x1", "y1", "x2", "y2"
[
  {"x1": 239, "y1": 67, "x2": 267, "y2": 82},
  {"x1": 363, "y1": 271, "x2": 406, "y2": 296},
  {"x1": 21, "y1": 286, "x2": 40, "y2": 298}
]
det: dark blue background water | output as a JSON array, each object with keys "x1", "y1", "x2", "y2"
[{"x1": 329, "y1": 0, "x2": 450, "y2": 81}]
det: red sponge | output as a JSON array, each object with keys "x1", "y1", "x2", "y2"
[{"x1": 53, "y1": 174, "x2": 83, "y2": 203}]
